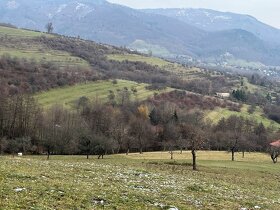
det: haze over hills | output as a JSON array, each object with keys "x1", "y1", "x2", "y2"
[
  {"x1": 1, "y1": 0, "x2": 280, "y2": 65},
  {"x1": 143, "y1": 8, "x2": 280, "y2": 45}
]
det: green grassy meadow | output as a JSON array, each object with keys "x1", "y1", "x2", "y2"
[
  {"x1": 0, "y1": 151, "x2": 279, "y2": 209},
  {"x1": 0, "y1": 48, "x2": 89, "y2": 68},
  {"x1": 0, "y1": 26, "x2": 51, "y2": 38},
  {"x1": 206, "y1": 105, "x2": 280, "y2": 129},
  {"x1": 35, "y1": 80, "x2": 172, "y2": 108},
  {"x1": 0, "y1": 26, "x2": 90, "y2": 68},
  {"x1": 107, "y1": 54, "x2": 171, "y2": 67}
]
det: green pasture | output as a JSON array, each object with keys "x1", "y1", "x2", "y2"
[
  {"x1": 0, "y1": 151, "x2": 278, "y2": 209},
  {"x1": 35, "y1": 79, "x2": 172, "y2": 108}
]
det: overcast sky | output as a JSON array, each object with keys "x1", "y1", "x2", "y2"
[{"x1": 107, "y1": 0, "x2": 280, "y2": 29}]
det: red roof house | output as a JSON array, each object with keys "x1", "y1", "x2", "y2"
[{"x1": 270, "y1": 140, "x2": 280, "y2": 147}]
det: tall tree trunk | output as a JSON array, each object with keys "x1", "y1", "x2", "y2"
[
  {"x1": 232, "y1": 138, "x2": 238, "y2": 161},
  {"x1": 192, "y1": 149, "x2": 196, "y2": 170},
  {"x1": 271, "y1": 152, "x2": 278, "y2": 163},
  {"x1": 139, "y1": 147, "x2": 143, "y2": 154},
  {"x1": 116, "y1": 144, "x2": 120, "y2": 154},
  {"x1": 170, "y1": 150, "x2": 173, "y2": 160},
  {"x1": 231, "y1": 149, "x2": 235, "y2": 161},
  {"x1": 126, "y1": 148, "x2": 130, "y2": 155},
  {"x1": 242, "y1": 151, "x2": 245, "y2": 158},
  {"x1": 87, "y1": 154, "x2": 89, "y2": 159},
  {"x1": 47, "y1": 149, "x2": 50, "y2": 160}
]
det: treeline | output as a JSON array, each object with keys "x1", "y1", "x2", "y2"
[
  {"x1": 231, "y1": 87, "x2": 280, "y2": 123},
  {"x1": 232, "y1": 88, "x2": 271, "y2": 105},
  {"x1": 0, "y1": 91, "x2": 275, "y2": 165}
]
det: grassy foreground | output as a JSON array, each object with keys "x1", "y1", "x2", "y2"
[{"x1": 0, "y1": 151, "x2": 279, "y2": 210}]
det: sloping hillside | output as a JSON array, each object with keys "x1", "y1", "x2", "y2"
[
  {"x1": 1, "y1": 24, "x2": 279, "y2": 128},
  {"x1": 35, "y1": 79, "x2": 173, "y2": 108},
  {"x1": 0, "y1": 25, "x2": 90, "y2": 67},
  {"x1": 1, "y1": 0, "x2": 280, "y2": 65},
  {"x1": 0, "y1": 24, "x2": 179, "y2": 95}
]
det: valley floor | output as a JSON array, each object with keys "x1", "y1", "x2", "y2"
[{"x1": 0, "y1": 151, "x2": 279, "y2": 209}]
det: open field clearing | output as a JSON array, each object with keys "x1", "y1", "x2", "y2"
[
  {"x1": 35, "y1": 80, "x2": 173, "y2": 108},
  {"x1": 0, "y1": 48, "x2": 90, "y2": 68},
  {"x1": 0, "y1": 26, "x2": 50, "y2": 38},
  {"x1": 206, "y1": 105, "x2": 280, "y2": 129},
  {"x1": 107, "y1": 54, "x2": 171, "y2": 67},
  {"x1": 0, "y1": 151, "x2": 279, "y2": 210},
  {"x1": 0, "y1": 26, "x2": 90, "y2": 67}
]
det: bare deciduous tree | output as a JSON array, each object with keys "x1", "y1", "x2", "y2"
[
  {"x1": 180, "y1": 123, "x2": 204, "y2": 170},
  {"x1": 45, "y1": 22, "x2": 54, "y2": 34}
]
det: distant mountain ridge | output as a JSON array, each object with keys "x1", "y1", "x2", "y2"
[
  {"x1": 142, "y1": 8, "x2": 280, "y2": 45},
  {"x1": 1, "y1": 0, "x2": 280, "y2": 65}
]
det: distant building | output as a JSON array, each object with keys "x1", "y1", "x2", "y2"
[
  {"x1": 215, "y1": 92, "x2": 230, "y2": 99},
  {"x1": 270, "y1": 140, "x2": 280, "y2": 148}
]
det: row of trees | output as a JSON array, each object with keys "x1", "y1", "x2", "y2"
[{"x1": 0, "y1": 91, "x2": 276, "y2": 169}]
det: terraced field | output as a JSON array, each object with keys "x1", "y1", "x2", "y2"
[
  {"x1": 0, "y1": 26, "x2": 90, "y2": 68},
  {"x1": 0, "y1": 151, "x2": 279, "y2": 210},
  {"x1": 35, "y1": 79, "x2": 172, "y2": 108},
  {"x1": 107, "y1": 53, "x2": 207, "y2": 80},
  {"x1": 107, "y1": 54, "x2": 171, "y2": 67},
  {"x1": 0, "y1": 26, "x2": 50, "y2": 38}
]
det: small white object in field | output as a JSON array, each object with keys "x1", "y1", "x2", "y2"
[
  {"x1": 169, "y1": 207, "x2": 179, "y2": 210},
  {"x1": 18, "y1": 153, "x2": 23, "y2": 156},
  {"x1": 14, "y1": 187, "x2": 25, "y2": 192},
  {"x1": 254, "y1": 206, "x2": 261, "y2": 209},
  {"x1": 92, "y1": 198, "x2": 105, "y2": 206},
  {"x1": 240, "y1": 208, "x2": 247, "y2": 210}
]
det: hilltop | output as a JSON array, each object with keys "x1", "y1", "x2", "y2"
[{"x1": 143, "y1": 8, "x2": 280, "y2": 45}]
